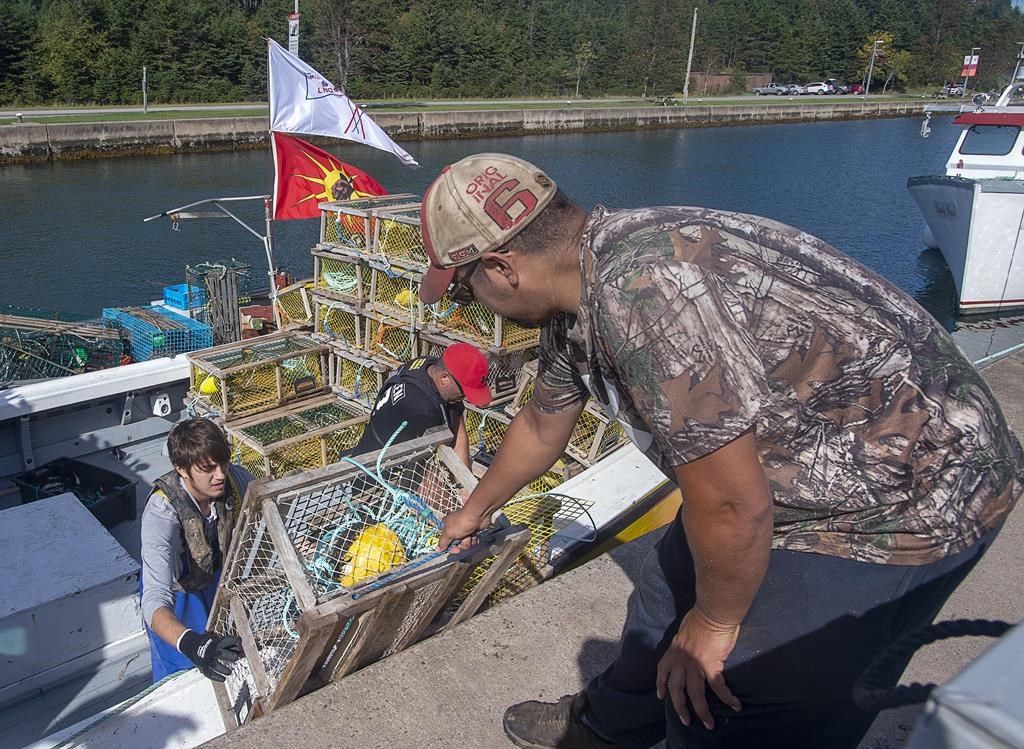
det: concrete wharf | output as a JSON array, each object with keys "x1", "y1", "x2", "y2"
[{"x1": 203, "y1": 347, "x2": 1024, "y2": 749}]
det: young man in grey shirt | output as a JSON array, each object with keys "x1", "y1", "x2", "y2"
[{"x1": 140, "y1": 418, "x2": 254, "y2": 682}]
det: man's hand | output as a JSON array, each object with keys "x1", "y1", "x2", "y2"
[
  {"x1": 177, "y1": 629, "x2": 243, "y2": 682},
  {"x1": 437, "y1": 507, "x2": 490, "y2": 552},
  {"x1": 656, "y1": 609, "x2": 742, "y2": 731}
]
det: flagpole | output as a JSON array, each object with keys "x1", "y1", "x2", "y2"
[{"x1": 266, "y1": 38, "x2": 283, "y2": 328}]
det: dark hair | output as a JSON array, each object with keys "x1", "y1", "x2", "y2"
[
  {"x1": 504, "y1": 188, "x2": 579, "y2": 256},
  {"x1": 168, "y1": 418, "x2": 231, "y2": 471}
]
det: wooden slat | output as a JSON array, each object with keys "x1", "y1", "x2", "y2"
[
  {"x1": 212, "y1": 680, "x2": 239, "y2": 732},
  {"x1": 219, "y1": 343, "x2": 327, "y2": 375},
  {"x1": 266, "y1": 610, "x2": 339, "y2": 711},
  {"x1": 392, "y1": 560, "x2": 474, "y2": 652},
  {"x1": 438, "y1": 445, "x2": 479, "y2": 492},
  {"x1": 448, "y1": 527, "x2": 532, "y2": 627},
  {"x1": 332, "y1": 586, "x2": 414, "y2": 679},
  {"x1": 229, "y1": 595, "x2": 273, "y2": 700},
  {"x1": 261, "y1": 499, "x2": 318, "y2": 611}
]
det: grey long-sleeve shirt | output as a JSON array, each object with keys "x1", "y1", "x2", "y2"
[{"x1": 140, "y1": 465, "x2": 253, "y2": 627}]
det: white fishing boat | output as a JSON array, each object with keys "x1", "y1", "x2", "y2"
[{"x1": 908, "y1": 47, "x2": 1024, "y2": 314}]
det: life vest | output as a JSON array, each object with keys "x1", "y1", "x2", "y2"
[{"x1": 149, "y1": 467, "x2": 243, "y2": 594}]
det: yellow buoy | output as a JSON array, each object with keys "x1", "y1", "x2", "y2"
[
  {"x1": 339, "y1": 523, "x2": 406, "y2": 587},
  {"x1": 394, "y1": 288, "x2": 417, "y2": 308},
  {"x1": 199, "y1": 375, "x2": 219, "y2": 395}
]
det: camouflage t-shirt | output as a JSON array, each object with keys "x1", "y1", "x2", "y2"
[{"x1": 534, "y1": 206, "x2": 1022, "y2": 564}]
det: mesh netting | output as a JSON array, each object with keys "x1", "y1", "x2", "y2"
[
  {"x1": 313, "y1": 297, "x2": 363, "y2": 349},
  {"x1": 0, "y1": 313, "x2": 124, "y2": 383},
  {"x1": 229, "y1": 399, "x2": 369, "y2": 479},
  {"x1": 213, "y1": 444, "x2": 467, "y2": 711},
  {"x1": 452, "y1": 493, "x2": 592, "y2": 609},
  {"x1": 418, "y1": 334, "x2": 537, "y2": 399},
  {"x1": 369, "y1": 266, "x2": 424, "y2": 324},
  {"x1": 428, "y1": 295, "x2": 539, "y2": 350},
  {"x1": 366, "y1": 316, "x2": 416, "y2": 365},
  {"x1": 189, "y1": 336, "x2": 327, "y2": 419},
  {"x1": 372, "y1": 207, "x2": 428, "y2": 267},
  {"x1": 320, "y1": 196, "x2": 419, "y2": 251},
  {"x1": 314, "y1": 253, "x2": 371, "y2": 307}
]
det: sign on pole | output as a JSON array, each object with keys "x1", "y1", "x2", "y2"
[
  {"x1": 961, "y1": 54, "x2": 979, "y2": 78},
  {"x1": 288, "y1": 13, "x2": 300, "y2": 57}
]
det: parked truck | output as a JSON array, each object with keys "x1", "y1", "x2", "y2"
[{"x1": 752, "y1": 82, "x2": 787, "y2": 95}]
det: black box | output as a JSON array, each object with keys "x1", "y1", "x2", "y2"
[{"x1": 14, "y1": 457, "x2": 138, "y2": 529}]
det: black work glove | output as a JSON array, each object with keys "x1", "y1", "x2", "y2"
[{"x1": 177, "y1": 629, "x2": 243, "y2": 682}]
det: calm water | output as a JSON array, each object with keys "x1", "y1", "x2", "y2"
[{"x1": 0, "y1": 116, "x2": 962, "y2": 326}]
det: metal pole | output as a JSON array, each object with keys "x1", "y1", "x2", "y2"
[
  {"x1": 142, "y1": 66, "x2": 147, "y2": 113},
  {"x1": 683, "y1": 7, "x2": 698, "y2": 104},
  {"x1": 264, "y1": 197, "x2": 283, "y2": 327},
  {"x1": 865, "y1": 40, "x2": 881, "y2": 98}
]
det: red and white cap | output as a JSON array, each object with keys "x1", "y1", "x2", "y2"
[
  {"x1": 419, "y1": 153, "x2": 557, "y2": 304},
  {"x1": 442, "y1": 342, "x2": 492, "y2": 407}
]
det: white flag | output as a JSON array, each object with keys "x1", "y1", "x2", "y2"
[{"x1": 268, "y1": 38, "x2": 418, "y2": 167}]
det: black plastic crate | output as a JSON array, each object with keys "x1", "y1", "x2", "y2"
[{"x1": 14, "y1": 457, "x2": 138, "y2": 529}]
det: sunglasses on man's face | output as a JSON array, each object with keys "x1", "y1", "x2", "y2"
[{"x1": 448, "y1": 259, "x2": 482, "y2": 305}]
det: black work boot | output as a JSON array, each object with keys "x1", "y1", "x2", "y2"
[{"x1": 502, "y1": 691, "x2": 620, "y2": 748}]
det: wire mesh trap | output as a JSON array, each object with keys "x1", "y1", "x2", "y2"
[
  {"x1": 311, "y1": 293, "x2": 364, "y2": 350},
  {"x1": 419, "y1": 331, "x2": 537, "y2": 400},
  {"x1": 208, "y1": 429, "x2": 531, "y2": 728},
  {"x1": 426, "y1": 291, "x2": 540, "y2": 350},
  {"x1": 102, "y1": 306, "x2": 212, "y2": 361},
  {"x1": 319, "y1": 195, "x2": 419, "y2": 253},
  {"x1": 313, "y1": 249, "x2": 371, "y2": 308},
  {"x1": 188, "y1": 332, "x2": 328, "y2": 420},
  {"x1": 226, "y1": 394, "x2": 369, "y2": 479},
  {"x1": 327, "y1": 343, "x2": 393, "y2": 408},
  {"x1": 274, "y1": 281, "x2": 314, "y2": 330},
  {"x1": 0, "y1": 306, "x2": 124, "y2": 383}
]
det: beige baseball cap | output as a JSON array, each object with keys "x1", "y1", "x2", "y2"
[{"x1": 419, "y1": 153, "x2": 557, "y2": 304}]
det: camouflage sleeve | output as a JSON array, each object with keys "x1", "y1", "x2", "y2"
[
  {"x1": 532, "y1": 314, "x2": 588, "y2": 414},
  {"x1": 596, "y1": 231, "x2": 770, "y2": 465}
]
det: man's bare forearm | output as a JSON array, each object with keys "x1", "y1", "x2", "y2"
[
  {"x1": 462, "y1": 402, "x2": 582, "y2": 521},
  {"x1": 674, "y1": 431, "x2": 774, "y2": 626},
  {"x1": 151, "y1": 605, "x2": 188, "y2": 649}
]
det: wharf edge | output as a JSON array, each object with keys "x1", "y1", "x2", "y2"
[{"x1": 0, "y1": 100, "x2": 929, "y2": 164}]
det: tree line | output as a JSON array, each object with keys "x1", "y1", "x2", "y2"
[{"x1": 2, "y1": 0, "x2": 1022, "y2": 106}]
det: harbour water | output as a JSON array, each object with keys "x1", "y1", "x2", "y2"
[{"x1": 0, "y1": 115, "x2": 982, "y2": 330}]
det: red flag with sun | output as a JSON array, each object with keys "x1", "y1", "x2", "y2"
[{"x1": 271, "y1": 132, "x2": 387, "y2": 220}]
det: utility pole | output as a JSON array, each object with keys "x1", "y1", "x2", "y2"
[
  {"x1": 683, "y1": 7, "x2": 698, "y2": 104},
  {"x1": 288, "y1": 0, "x2": 300, "y2": 57},
  {"x1": 142, "y1": 65, "x2": 148, "y2": 113},
  {"x1": 865, "y1": 40, "x2": 883, "y2": 98},
  {"x1": 962, "y1": 46, "x2": 980, "y2": 96}
]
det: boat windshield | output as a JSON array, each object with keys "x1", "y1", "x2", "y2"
[{"x1": 959, "y1": 125, "x2": 1021, "y2": 156}]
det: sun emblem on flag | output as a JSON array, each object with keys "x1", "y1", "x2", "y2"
[{"x1": 290, "y1": 148, "x2": 375, "y2": 209}]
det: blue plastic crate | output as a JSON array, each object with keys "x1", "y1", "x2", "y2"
[
  {"x1": 103, "y1": 306, "x2": 213, "y2": 361},
  {"x1": 163, "y1": 284, "x2": 206, "y2": 310}
]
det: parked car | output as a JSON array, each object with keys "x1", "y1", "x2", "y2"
[
  {"x1": 783, "y1": 83, "x2": 806, "y2": 95},
  {"x1": 943, "y1": 83, "x2": 965, "y2": 97},
  {"x1": 825, "y1": 79, "x2": 848, "y2": 95},
  {"x1": 753, "y1": 82, "x2": 787, "y2": 95},
  {"x1": 805, "y1": 82, "x2": 830, "y2": 95},
  {"x1": 847, "y1": 82, "x2": 864, "y2": 95}
]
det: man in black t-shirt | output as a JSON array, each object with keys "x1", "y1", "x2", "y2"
[{"x1": 347, "y1": 342, "x2": 492, "y2": 467}]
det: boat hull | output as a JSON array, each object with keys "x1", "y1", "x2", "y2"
[{"x1": 908, "y1": 175, "x2": 1024, "y2": 314}]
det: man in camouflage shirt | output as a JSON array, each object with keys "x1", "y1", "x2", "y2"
[{"x1": 420, "y1": 154, "x2": 1021, "y2": 749}]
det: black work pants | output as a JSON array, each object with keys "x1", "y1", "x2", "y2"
[{"x1": 584, "y1": 518, "x2": 1000, "y2": 749}]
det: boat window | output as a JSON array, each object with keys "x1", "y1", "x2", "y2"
[{"x1": 958, "y1": 125, "x2": 1020, "y2": 156}]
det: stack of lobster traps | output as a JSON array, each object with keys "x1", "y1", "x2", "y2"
[{"x1": 312, "y1": 196, "x2": 541, "y2": 407}]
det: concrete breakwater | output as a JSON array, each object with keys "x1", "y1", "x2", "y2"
[{"x1": 0, "y1": 100, "x2": 927, "y2": 164}]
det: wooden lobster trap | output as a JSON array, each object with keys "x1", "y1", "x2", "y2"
[
  {"x1": 419, "y1": 331, "x2": 537, "y2": 402},
  {"x1": 311, "y1": 293, "x2": 365, "y2": 351},
  {"x1": 188, "y1": 332, "x2": 329, "y2": 421},
  {"x1": 369, "y1": 204, "x2": 429, "y2": 270},
  {"x1": 208, "y1": 429, "x2": 531, "y2": 728},
  {"x1": 274, "y1": 281, "x2": 314, "y2": 330},
  {"x1": 226, "y1": 394, "x2": 369, "y2": 479},
  {"x1": 327, "y1": 342, "x2": 394, "y2": 408},
  {"x1": 426, "y1": 293, "x2": 540, "y2": 351},
  {"x1": 312, "y1": 249, "x2": 371, "y2": 308},
  {"x1": 507, "y1": 362, "x2": 629, "y2": 466},
  {"x1": 364, "y1": 311, "x2": 418, "y2": 367},
  {"x1": 367, "y1": 262, "x2": 429, "y2": 325},
  {"x1": 318, "y1": 195, "x2": 418, "y2": 253}
]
